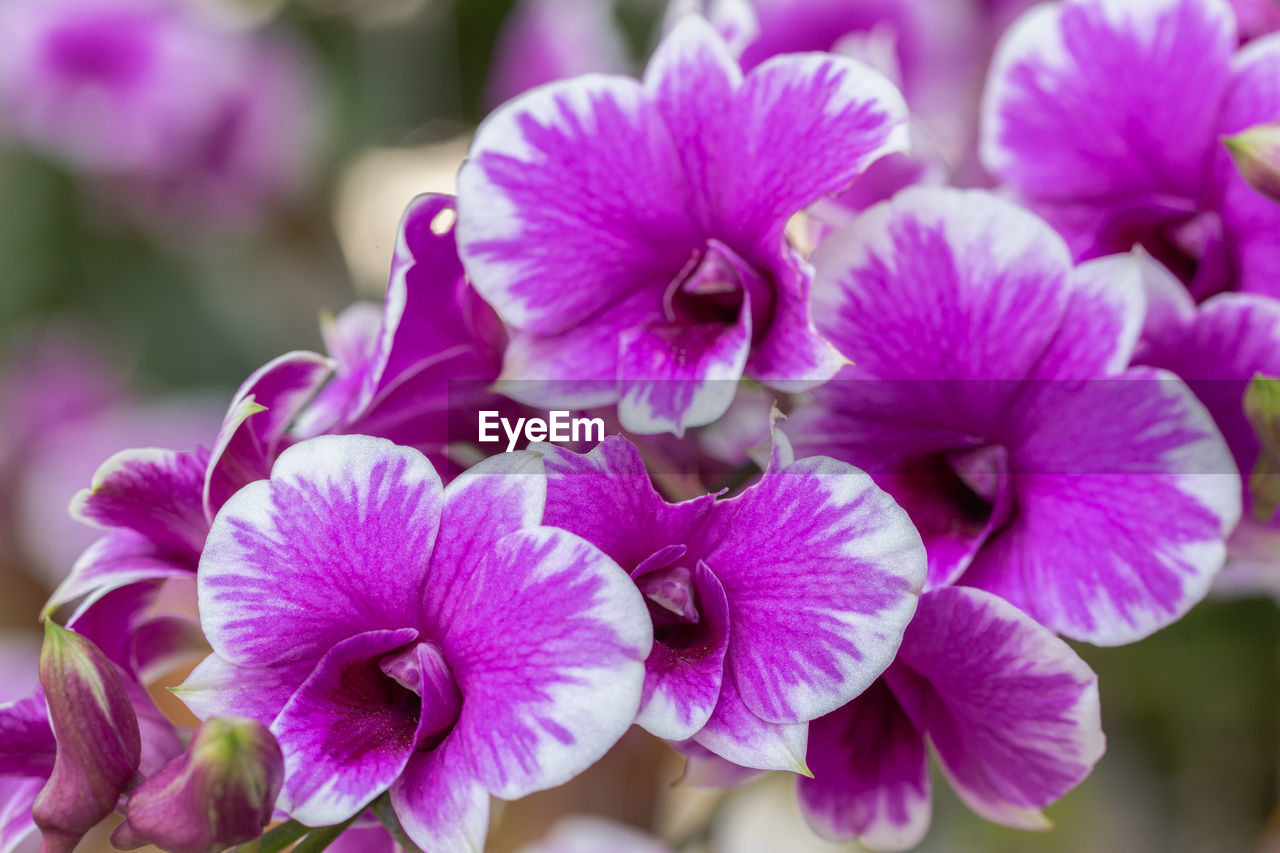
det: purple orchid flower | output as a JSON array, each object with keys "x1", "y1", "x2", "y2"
[
  {"x1": 1132, "y1": 255, "x2": 1280, "y2": 584},
  {"x1": 486, "y1": 0, "x2": 632, "y2": 107},
  {"x1": 456, "y1": 15, "x2": 908, "y2": 435},
  {"x1": 798, "y1": 586, "x2": 1104, "y2": 850},
  {"x1": 176, "y1": 435, "x2": 652, "y2": 852},
  {"x1": 293, "y1": 193, "x2": 510, "y2": 473},
  {"x1": 0, "y1": 0, "x2": 321, "y2": 230},
  {"x1": 787, "y1": 186, "x2": 1241, "y2": 645},
  {"x1": 536, "y1": 430, "x2": 925, "y2": 771},
  {"x1": 980, "y1": 0, "x2": 1280, "y2": 301},
  {"x1": 120, "y1": 28, "x2": 324, "y2": 231},
  {"x1": 0, "y1": 0, "x2": 231, "y2": 176},
  {"x1": 46, "y1": 194, "x2": 506, "y2": 698}
]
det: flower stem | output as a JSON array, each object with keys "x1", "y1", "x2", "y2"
[
  {"x1": 372, "y1": 794, "x2": 424, "y2": 853},
  {"x1": 292, "y1": 815, "x2": 359, "y2": 853},
  {"x1": 241, "y1": 819, "x2": 308, "y2": 853}
]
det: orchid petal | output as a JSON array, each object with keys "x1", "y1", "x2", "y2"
[
  {"x1": 438, "y1": 526, "x2": 651, "y2": 800},
  {"x1": 798, "y1": 680, "x2": 930, "y2": 851},
  {"x1": 706, "y1": 455, "x2": 925, "y2": 724},
  {"x1": 199, "y1": 435, "x2": 442, "y2": 667},
  {"x1": 886, "y1": 587, "x2": 1104, "y2": 829},
  {"x1": 272, "y1": 629, "x2": 421, "y2": 826}
]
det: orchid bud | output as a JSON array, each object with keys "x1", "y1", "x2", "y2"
[
  {"x1": 1245, "y1": 373, "x2": 1280, "y2": 522},
  {"x1": 32, "y1": 621, "x2": 141, "y2": 853},
  {"x1": 1224, "y1": 123, "x2": 1280, "y2": 203},
  {"x1": 112, "y1": 717, "x2": 284, "y2": 853}
]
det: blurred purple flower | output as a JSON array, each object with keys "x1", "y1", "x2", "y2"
[
  {"x1": 0, "y1": 0, "x2": 323, "y2": 229},
  {"x1": 789, "y1": 187, "x2": 1241, "y2": 645},
  {"x1": 981, "y1": 0, "x2": 1280, "y2": 300},
  {"x1": 486, "y1": 0, "x2": 631, "y2": 107},
  {"x1": 122, "y1": 29, "x2": 325, "y2": 232},
  {"x1": 538, "y1": 431, "x2": 924, "y2": 771},
  {"x1": 458, "y1": 17, "x2": 906, "y2": 435},
  {"x1": 0, "y1": 326, "x2": 220, "y2": 590},
  {"x1": 0, "y1": 0, "x2": 230, "y2": 174},
  {"x1": 179, "y1": 436, "x2": 651, "y2": 852},
  {"x1": 799, "y1": 587, "x2": 1104, "y2": 850}
]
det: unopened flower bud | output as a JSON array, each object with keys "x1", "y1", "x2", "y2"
[
  {"x1": 1224, "y1": 123, "x2": 1280, "y2": 203},
  {"x1": 112, "y1": 717, "x2": 284, "y2": 853},
  {"x1": 32, "y1": 621, "x2": 141, "y2": 853}
]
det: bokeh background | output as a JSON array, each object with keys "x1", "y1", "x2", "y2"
[{"x1": 0, "y1": 1, "x2": 1276, "y2": 851}]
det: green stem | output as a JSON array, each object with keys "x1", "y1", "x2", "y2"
[
  {"x1": 240, "y1": 819, "x2": 308, "y2": 853},
  {"x1": 372, "y1": 794, "x2": 424, "y2": 853},
  {"x1": 292, "y1": 815, "x2": 359, "y2": 853}
]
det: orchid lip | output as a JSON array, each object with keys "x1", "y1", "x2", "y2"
[
  {"x1": 664, "y1": 242, "x2": 750, "y2": 327},
  {"x1": 636, "y1": 564, "x2": 701, "y2": 628},
  {"x1": 378, "y1": 640, "x2": 462, "y2": 752},
  {"x1": 942, "y1": 443, "x2": 1014, "y2": 533},
  {"x1": 632, "y1": 549, "x2": 718, "y2": 649}
]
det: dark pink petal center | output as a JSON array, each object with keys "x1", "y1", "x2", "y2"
[
  {"x1": 631, "y1": 547, "x2": 726, "y2": 651},
  {"x1": 379, "y1": 641, "x2": 461, "y2": 752},
  {"x1": 663, "y1": 241, "x2": 774, "y2": 341},
  {"x1": 945, "y1": 444, "x2": 1010, "y2": 516}
]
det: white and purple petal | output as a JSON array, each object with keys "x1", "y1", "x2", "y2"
[
  {"x1": 46, "y1": 531, "x2": 190, "y2": 621},
  {"x1": 273, "y1": 629, "x2": 422, "y2": 825},
  {"x1": 434, "y1": 526, "x2": 651, "y2": 800},
  {"x1": 616, "y1": 311, "x2": 752, "y2": 436},
  {"x1": 809, "y1": 186, "x2": 1075, "y2": 402},
  {"x1": 458, "y1": 73, "x2": 688, "y2": 335},
  {"x1": 424, "y1": 450, "x2": 546, "y2": 631},
  {"x1": 981, "y1": 0, "x2": 1236, "y2": 203},
  {"x1": 691, "y1": 673, "x2": 808, "y2": 773},
  {"x1": 634, "y1": 561, "x2": 731, "y2": 741},
  {"x1": 539, "y1": 437, "x2": 714, "y2": 569},
  {"x1": 703, "y1": 454, "x2": 925, "y2": 724},
  {"x1": 0, "y1": 777, "x2": 40, "y2": 853},
  {"x1": 173, "y1": 654, "x2": 312, "y2": 727},
  {"x1": 199, "y1": 435, "x2": 443, "y2": 667},
  {"x1": 70, "y1": 446, "x2": 210, "y2": 559},
  {"x1": 968, "y1": 368, "x2": 1242, "y2": 644},
  {"x1": 203, "y1": 351, "x2": 332, "y2": 518},
  {"x1": 797, "y1": 680, "x2": 930, "y2": 851},
  {"x1": 886, "y1": 587, "x2": 1104, "y2": 828},
  {"x1": 389, "y1": 742, "x2": 490, "y2": 853}
]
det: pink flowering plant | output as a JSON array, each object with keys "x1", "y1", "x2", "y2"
[{"x1": 2, "y1": 0, "x2": 1277, "y2": 850}]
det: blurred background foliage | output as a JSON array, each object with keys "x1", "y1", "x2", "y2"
[{"x1": 0, "y1": 1, "x2": 1276, "y2": 851}]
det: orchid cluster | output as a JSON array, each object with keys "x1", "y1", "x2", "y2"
[{"x1": 3, "y1": 0, "x2": 1279, "y2": 850}]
